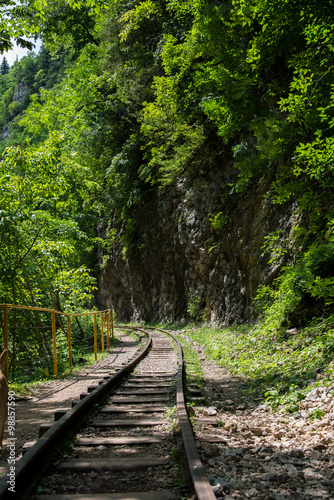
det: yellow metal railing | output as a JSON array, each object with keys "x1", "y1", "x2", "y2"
[{"x1": 0, "y1": 303, "x2": 114, "y2": 380}]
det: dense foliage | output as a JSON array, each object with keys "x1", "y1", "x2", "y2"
[
  {"x1": 0, "y1": 47, "x2": 69, "y2": 148},
  {"x1": 1, "y1": 0, "x2": 334, "y2": 335}
]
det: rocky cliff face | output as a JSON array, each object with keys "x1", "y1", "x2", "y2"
[{"x1": 97, "y1": 160, "x2": 297, "y2": 325}]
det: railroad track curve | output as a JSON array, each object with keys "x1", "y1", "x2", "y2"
[{"x1": 0, "y1": 327, "x2": 215, "y2": 500}]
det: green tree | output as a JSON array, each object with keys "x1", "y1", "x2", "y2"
[
  {"x1": 0, "y1": 0, "x2": 107, "y2": 54},
  {"x1": 0, "y1": 139, "x2": 100, "y2": 310},
  {"x1": 0, "y1": 57, "x2": 10, "y2": 75},
  {"x1": 0, "y1": 44, "x2": 103, "y2": 307},
  {"x1": 2, "y1": 0, "x2": 334, "y2": 329}
]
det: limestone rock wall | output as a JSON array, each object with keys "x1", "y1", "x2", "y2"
[{"x1": 97, "y1": 165, "x2": 297, "y2": 324}]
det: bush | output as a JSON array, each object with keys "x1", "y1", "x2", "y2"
[{"x1": 187, "y1": 288, "x2": 205, "y2": 323}]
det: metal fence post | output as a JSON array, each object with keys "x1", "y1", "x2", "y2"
[
  {"x1": 51, "y1": 310, "x2": 57, "y2": 378},
  {"x1": 67, "y1": 315, "x2": 72, "y2": 372},
  {"x1": 100, "y1": 313, "x2": 104, "y2": 353},
  {"x1": 93, "y1": 313, "x2": 97, "y2": 361},
  {"x1": 106, "y1": 311, "x2": 110, "y2": 350}
]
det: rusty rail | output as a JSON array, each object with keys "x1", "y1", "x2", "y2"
[
  {"x1": 0, "y1": 325, "x2": 215, "y2": 499},
  {"x1": 118, "y1": 325, "x2": 216, "y2": 499},
  {"x1": 155, "y1": 328, "x2": 216, "y2": 500},
  {"x1": 0, "y1": 328, "x2": 151, "y2": 499}
]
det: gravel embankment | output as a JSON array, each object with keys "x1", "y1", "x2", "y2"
[{"x1": 193, "y1": 345, "x2": 334, "y2": 499}]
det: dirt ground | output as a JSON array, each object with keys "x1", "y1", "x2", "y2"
[{"x1": 0, "y1": 332, "x2": 139, "y2": 464}]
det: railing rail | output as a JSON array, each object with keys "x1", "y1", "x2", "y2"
[{"x1": 0, "y1": 303, "x2": 114, "y2": 380}]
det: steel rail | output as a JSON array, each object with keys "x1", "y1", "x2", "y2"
[
  {"x1": 169, "y1": 331, "x2": 216, "y2": 500},
  {"x1": 124, "y1": 325, "x2": 216, "y2": 500},
  {"x1": 0, "y1": 329, "x2": 151, "y2": 499}
]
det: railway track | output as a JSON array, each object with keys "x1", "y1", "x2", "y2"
[{"x1": 0, "y1": 327, "x2": 216, "y2": 500}]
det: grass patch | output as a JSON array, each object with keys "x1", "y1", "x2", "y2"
[
  {"x1": 170, "y1": 315, "x2": 334, "y2": 412},
  {"x1": 171, "y1": 330, "x2": 204, "y2": 397}
]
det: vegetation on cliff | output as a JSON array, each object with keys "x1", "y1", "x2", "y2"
[{"x1": 0, "y1": 0, "x2": 334, "y2": 336}]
